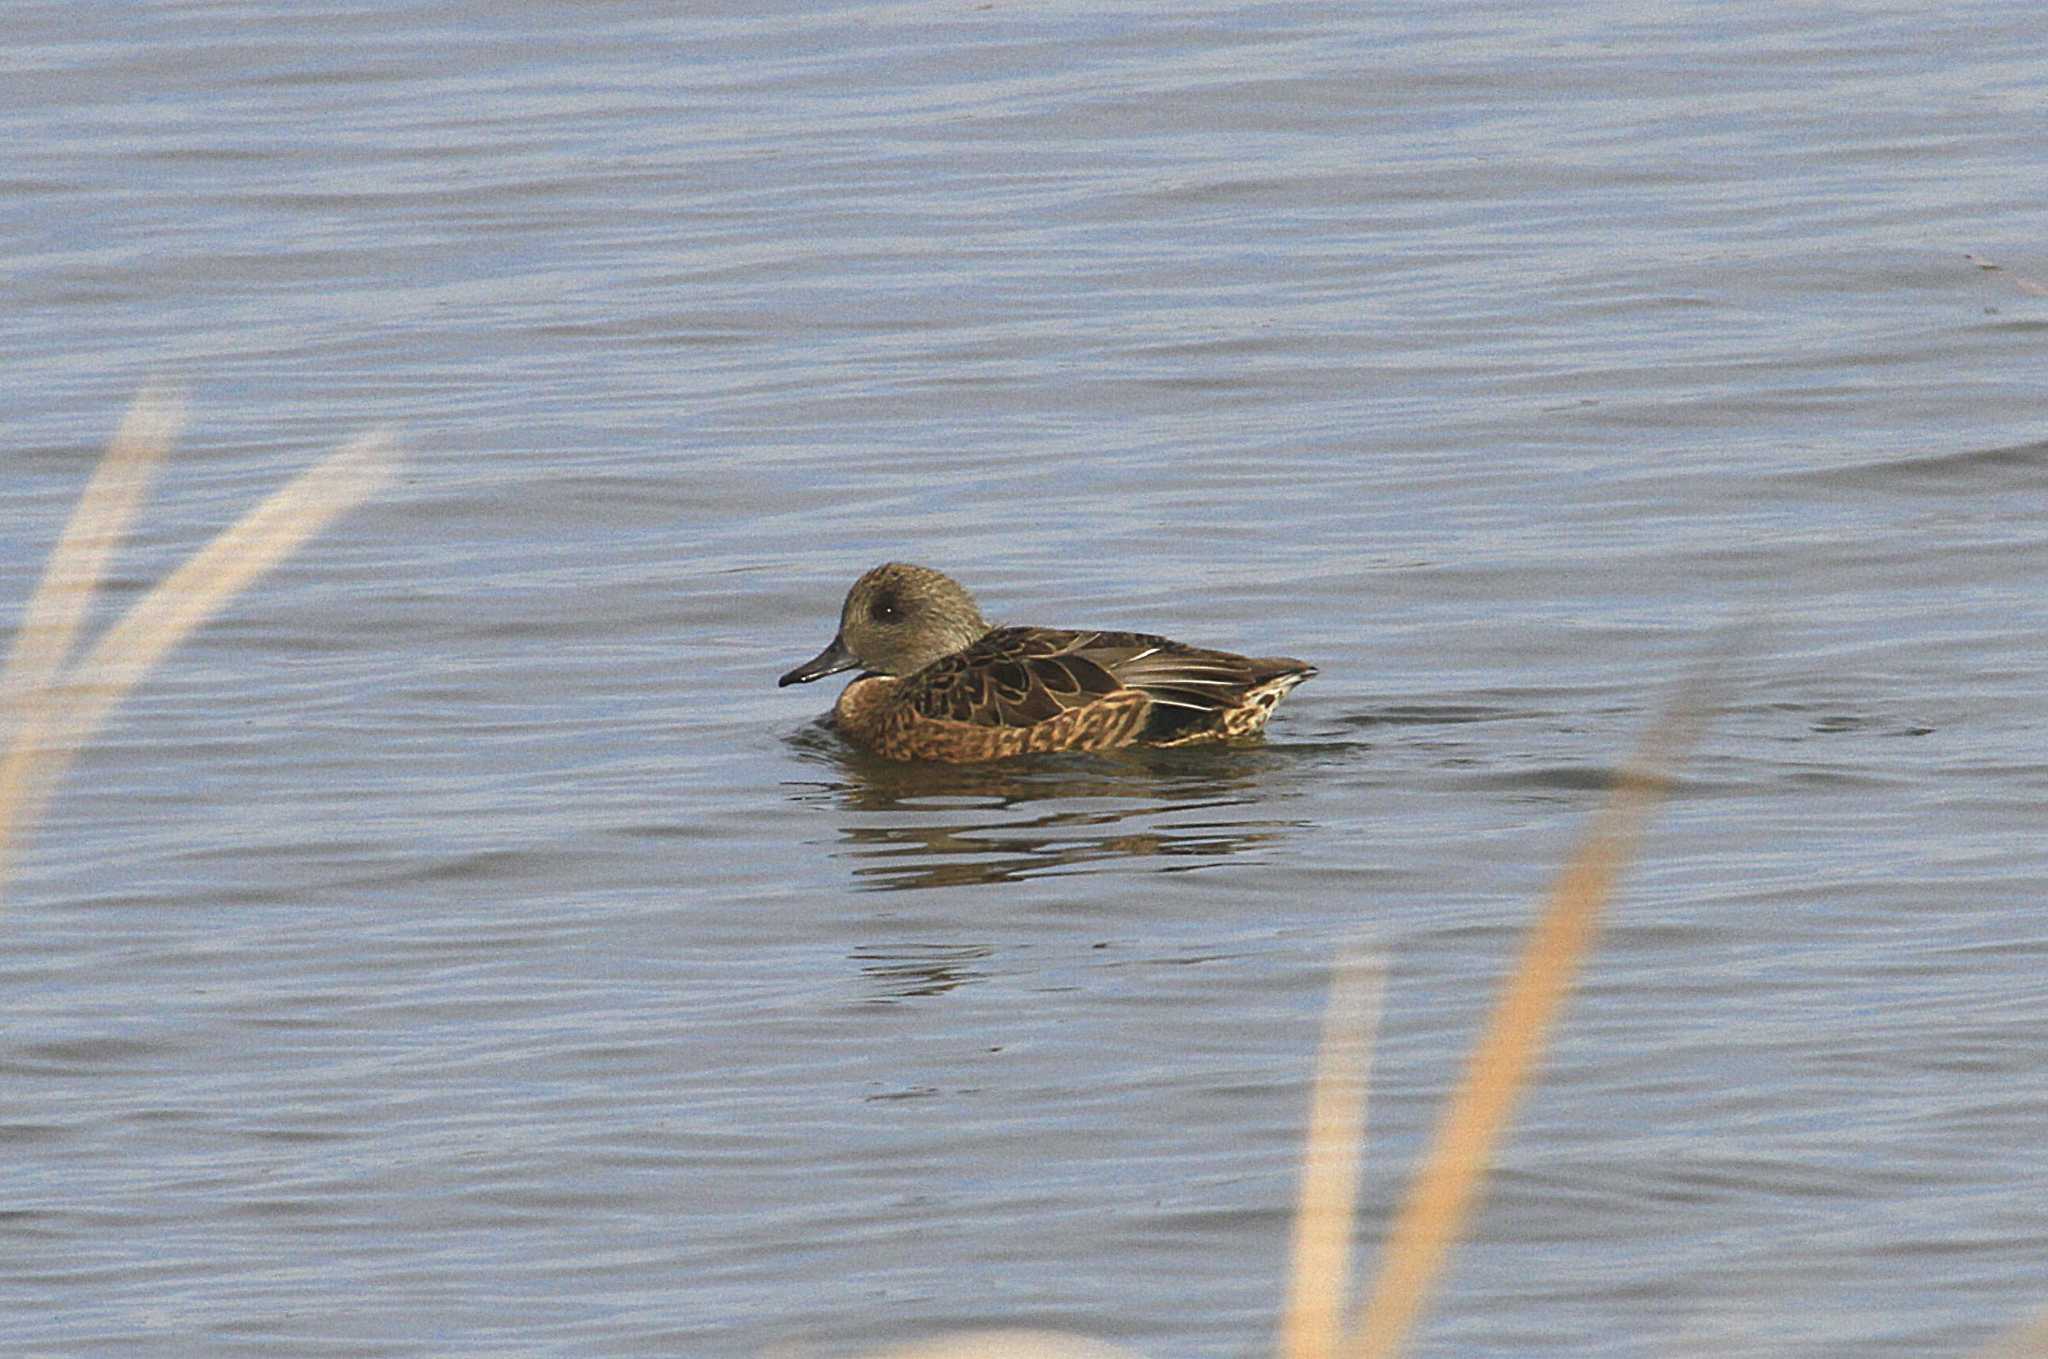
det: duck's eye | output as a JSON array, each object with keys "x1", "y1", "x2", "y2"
[{"x1": 868, "y1": 592, "x2": 901, "y2": 623}]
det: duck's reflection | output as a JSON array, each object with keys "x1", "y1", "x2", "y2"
[
  {"x1": 784, "y1": 723, "x2": 1315, "y2": 891},
  {"x1": 849, "y1": 942, "x2": 993, "y2": 1002}
]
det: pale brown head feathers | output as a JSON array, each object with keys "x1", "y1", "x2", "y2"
[{"x1": 779, "y1": 563, "x2": 992, "y2": 686}]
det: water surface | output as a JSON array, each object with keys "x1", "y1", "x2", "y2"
[{"x1": 4, "y1": 3, "x2": 2045, "y2": 1356}]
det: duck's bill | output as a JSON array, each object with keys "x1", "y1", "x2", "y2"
[{"x1": 779, "y1": 633, "x2": 860, "y2": 686}]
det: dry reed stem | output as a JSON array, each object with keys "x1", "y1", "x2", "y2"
[
  {"x1": 0, "y1": 391, "x2": 185, "y2": 887},
  {"x1": 0, "y1": 405, "x2": 396, "y2": 904},
  {"x1": 1341, "y1": 688, "x2": 1711, "y2": 1359},
  {"x1": 50, "y1": 428, "x2": 396, "y2": 770},
  {"x1": 1, "y1": 386, "x2": 182, "y2": 703},
  {"x1": 1277, "y1": 950, "x2": 1385, "y2": 1359}
]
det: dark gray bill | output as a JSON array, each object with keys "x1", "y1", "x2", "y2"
[{"x1": 779, "y1": 633, "x2": 860, "y2": 686}]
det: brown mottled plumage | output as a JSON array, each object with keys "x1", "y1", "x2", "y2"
[{"x1": 779, "y1": 563, "x2": 1315, "y2": 763}]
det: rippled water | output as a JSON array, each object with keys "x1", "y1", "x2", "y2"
[{"x1": 5, "y1": 4, "x2": 2045, "y2": 1356}]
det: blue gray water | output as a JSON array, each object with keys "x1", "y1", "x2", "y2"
[{"x1": 4, "y1": 3, "x2": 2045, "y2": 1356}]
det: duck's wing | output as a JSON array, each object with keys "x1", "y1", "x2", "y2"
[
  {"x1": 907, "y1": 627, "x2": 1314, "y2": 730},
  {"x1": 1099, "y1": 634, "x2": 1310, "y2": 701},
  {"x1": 905, "y1": 628, "x2": 1145, "y2": 726}
]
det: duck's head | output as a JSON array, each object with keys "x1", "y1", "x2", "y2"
[{"x1": 779, "y1": 562, "x2": 991, "y2": 686}]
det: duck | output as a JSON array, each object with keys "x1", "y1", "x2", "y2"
[{"x1": 779, "y1": 563, "x2": 1314, "y2": 763}]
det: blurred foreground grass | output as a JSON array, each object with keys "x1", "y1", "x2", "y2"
[{"x1": 1, "y1": 388, "x2": 395, "y2": 904}]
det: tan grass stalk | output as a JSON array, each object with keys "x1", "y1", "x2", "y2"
[
  {"x1": 1, "y1": 386, "x2": 182, "y2": 702},
  {"x1": 1277, "y1": 949, "x2": 1386, "y2": 1359},
  {"x1": 0, "y1": 413, "x2": 395, "y2": 903},
  {"x1": 1340, "y1": 690, "x2": 1710, "y2": 1359},
  {"x1": 0, "y1": 391, "x2": 185, "y2": 884},
  {"x1": 48, "y1": 427, "x2": 395, "y2": 771}
]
